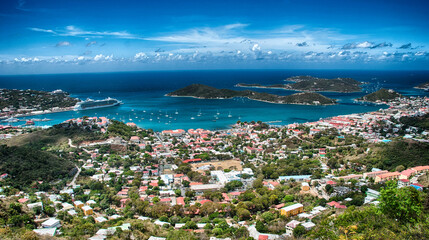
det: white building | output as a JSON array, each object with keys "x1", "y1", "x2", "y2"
[{"x1": 42, "y1": 218, "x2": 61, "y2": 228}]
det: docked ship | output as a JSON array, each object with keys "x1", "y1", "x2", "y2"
[{"x1": 74, "y1": 97, "x2": 122, "y2": 111}]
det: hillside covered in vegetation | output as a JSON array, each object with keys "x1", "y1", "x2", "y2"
[
  {"x1": 0, "y1": 123, "x2": 107, "y2": 189},
  {"x1": 0, "y1": 88, "x2": 79, "y2": 111},
  {"x1": 237, "y1": 76, "x2": 362, "y2": 93},
  {"x1": 167, "y1": 84, "x2": 336, "y2": 105},
  {"x1": 0, "y1": 144, "x2": 76, "y2": 188},
  {"x1": 356, "y1": 88, "x2": 402, "y2": 102}
]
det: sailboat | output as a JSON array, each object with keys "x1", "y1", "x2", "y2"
[
  {"x1": 228, "y1": 111, "x2": 232, "y2": 117},
  {"x1": 175, "y1": 109, "x2": 179, "y2": 114},
  {"x1": 197, "y1": 109, "x2": 202, "y2": 117}
]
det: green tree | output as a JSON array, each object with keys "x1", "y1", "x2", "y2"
[
  {"x1": 236, "y1": 208, "x2": 251, "y2": 220},
  {"x1": 261, "y1": 211, "x2": 275, "y2": 222},
  {"x1": 255, "y1": 220, "x2": 268, "y2": 233},
  {"x1": 293, "y1": 224, "x2": 307, "y2": 238},
  {"x1": 379, "y1": 180, "x2": 423, "y2": 223},
  {"x1": 183, "y1": 220, "x2": 198, "y2": 229}
]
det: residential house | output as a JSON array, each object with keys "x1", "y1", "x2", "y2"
[
  {"x1": 375, "y1": 172, "x2": 400, "y2": 183},
  {"x1": 280, "y1": 203, "x2": 304, "y2": 217}
]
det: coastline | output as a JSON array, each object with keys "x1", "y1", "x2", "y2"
[
  {"x1": 1, "y1": 107, "x2": 75, "y2": 120},
  {"x1": 234, "y1": 84, "x2": 362, "y2": 93},
  {"x1": 166, "y1": 94, "x2": 337, "y2": 106}
]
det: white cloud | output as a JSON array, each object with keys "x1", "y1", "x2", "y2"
[
  {"x1": 94, "y1": 54, "x2": 113, "y2": 61},
  {"x1": 86, "y1": 41, "x2": 97, "y2": 47},
  {"x1": 356, "y1": 41, "x2": 373, "y2": 48},
  {"x1": 29, "y1": 25, "x2": 140, "y2": 39},
  {"x1": 251, "y1": 44, "x2": 261, "y2": 52},
  {"x1": 28, "y1": 27, "x2": 55, "y2": 34},
  {"x1": 56, "y1": 41, "x2": 71, "y2": 47}
]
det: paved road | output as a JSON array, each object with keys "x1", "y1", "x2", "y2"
[
  {"x1": 68, "y1": 138, "x2": 77, "y2": 148},
  {"x1": 68, "y1": 165, "x2": 81, "y2": 188},
  {"x1": 154, "y1": 132, "x2": 173, "y2": 174}
]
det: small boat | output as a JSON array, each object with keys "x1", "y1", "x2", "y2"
[
  {"x1": 26, "y1": 120, "x2": 35, "y2": 125},
  {"x1": 191, "y1": 117, "x2": 195, "y2": 120}
]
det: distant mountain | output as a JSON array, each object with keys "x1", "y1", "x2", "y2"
[
  {"x1": 236, "y1": 75, "x2": 362, "y2": 93},
  {"x1": 167, "y1": 84, "x2": 336, "y2": 105},
  {"x1": 356, "y1": 88, "x2": 402, "y2": 102}
]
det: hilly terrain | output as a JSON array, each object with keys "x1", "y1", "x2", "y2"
[{"x1": 167, "y1": 84, "x2": 336, "y2": 105}]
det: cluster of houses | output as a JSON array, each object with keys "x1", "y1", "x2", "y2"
[
  {"x1": 0, "y1": 96, "x2": 427, "y2": 239},
  {"x1": 300, "y1": 96, "x2": 429, "y2": 143}
]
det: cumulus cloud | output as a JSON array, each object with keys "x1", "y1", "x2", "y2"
[
  {"x1": 370, "y1": 42, "x2": 392, "y2": 49},
  {"x1": 342, "y1": 41, "x2": 392, "y2": 49},
  {"x1": 296, "y1": 42, "x2": 308, "y2": 47},
  {"x1": 3, "y1": 49, "x2": 428, "y2": 69},
  {"x1": 134, "y1": 52, "x2": 149, "y2": 61},
  {"x1": 56, "y1": 41, "x2": 71, "y2": 47},
  {"x1": 81, "y1": 50, "x2": 92, "y2": 56},
  {"x1": 86, "y1": 41, "x2": 97, "y2": 47},
  {"x1": 398, "y1": 43, "x2": 412, "y2": 49},
  {"x1": 251, "y1": 44, "x2": 261, "y2": 52},
  {"x1": 94, "y1": 54, "x2": 113, "y2": 61}
]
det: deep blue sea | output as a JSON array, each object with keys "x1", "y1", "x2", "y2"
[{"x1": 1, "y1": 70, "x2": 429, "y2": 131}]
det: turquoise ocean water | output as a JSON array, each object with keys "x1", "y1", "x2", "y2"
[{"x1": 1, "y1": 70, "x2": 428, "y2": 131}]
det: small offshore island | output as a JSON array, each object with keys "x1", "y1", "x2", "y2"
[
  {"x1": 415, "y1": 82, "x2": 429, "y2": 90},
  {"x1": 236, "y1": 75, "x2": 362, "y2": 93},
  {"x1": 356, "y1": 88, "x2": 402, "y2": 103},
  {"x1": 167, "y1": 84, "x2": 337, "y2": 105}
]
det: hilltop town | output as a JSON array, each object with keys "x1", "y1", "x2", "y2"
[{"x1": 0, "y1": 95, "x2": 428, "y2": 240}]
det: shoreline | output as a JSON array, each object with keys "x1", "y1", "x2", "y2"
[
  {"x1": 234, "y1": 84, "x2": 362, "y2": 93},
  {"x1": 1, "y1": 107, "x2": 75, "y2": 121},
  {"x1": 166, "y1": 94, "x2": 337, "y2": 106}
]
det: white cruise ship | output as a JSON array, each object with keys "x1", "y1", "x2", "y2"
[{"x1": 74, "y1": 97, "x2": 122, "y2": 111}]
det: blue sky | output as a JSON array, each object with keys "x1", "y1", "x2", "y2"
[{"x1": 1, "y1": 0, "x2": 428, "y2": 74}]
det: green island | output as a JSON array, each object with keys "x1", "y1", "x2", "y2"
[
  {"x1": 0, "y1": 89, "x2": 79, "y2": 111},
  {"x1": 415, "y1": 82, "x2": 429, "y2": 90},
  {"x1": 167, "y1": 84, "x2": 337, "y2": 105},
  {"x1": 356, "y1": 88, "x2": 402, "y2": 102},
  {"x1": 236, "y1": 75, "x2": 362, "y2": 93}
]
